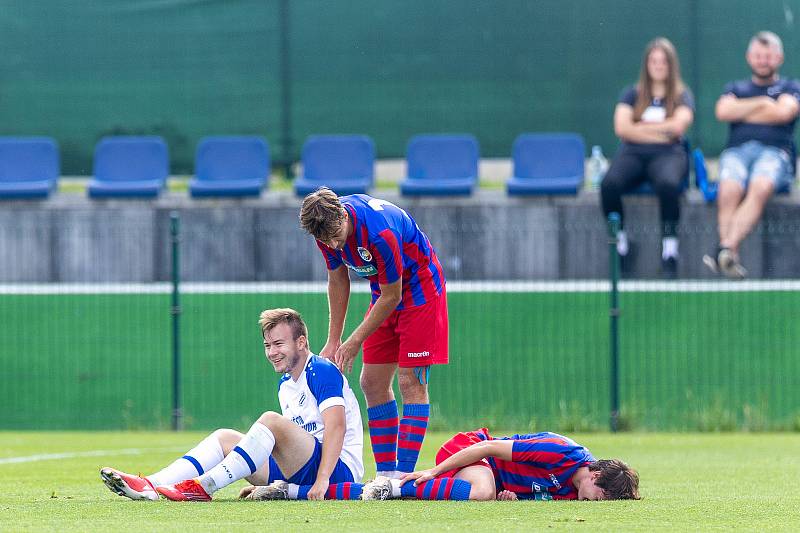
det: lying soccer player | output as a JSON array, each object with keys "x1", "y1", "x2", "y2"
[
  {"x1": 100, "y1": 308, "x2": 365, "y2": 502},
  {"x1": 362, "y1": 428, "x2": 639, "y2": 501}
]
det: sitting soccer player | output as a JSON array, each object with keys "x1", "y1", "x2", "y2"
[
  {"x1": 100, "y1": 308, "x2": 365, "y2": 502},
  {"x1": 362, "y1": 428, "x2": 639, "y2": 501}
]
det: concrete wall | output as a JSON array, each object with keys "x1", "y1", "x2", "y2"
[{"x1": 1, "y1": 190, "x2": 798, "y2": 282}]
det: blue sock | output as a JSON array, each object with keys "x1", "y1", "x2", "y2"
[
  {"x1": 295, "y1": 482, "x2": 363, "y2": 500},
  {"x1": 367, "y1": 400, "x2": 399, "y2": 472},
  {"x1": 400, "y1": 477, "x2": 471, "y2": 500},
  {"x1": 397, "y1": 403, "x2": 430, "y2": 473}
]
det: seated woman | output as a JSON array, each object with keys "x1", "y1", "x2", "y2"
[{"x1": 600, "y1": 37, "x2": 694, "y2": 278}]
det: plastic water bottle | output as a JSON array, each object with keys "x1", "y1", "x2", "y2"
[{"x1": 588, "y1": 145, "x2": 609, "y2": 190}]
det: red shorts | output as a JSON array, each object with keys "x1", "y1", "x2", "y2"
[
  {"x1": 434, "y1": 428, "x2": 493, "y2": 479},
  {"x1": 362, "y1": 287, "x2": 449, "y2": 368}
]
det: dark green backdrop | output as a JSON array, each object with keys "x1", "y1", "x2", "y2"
[{"x1": 2, "y1": 0, "x2": 800, "y2": 173}]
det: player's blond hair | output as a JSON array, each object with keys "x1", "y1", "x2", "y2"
[
  {"x1": 258, "y1": 308, "x2": 308, "y2": 341},
  {"x1": 299, "y1": 187, "x2": 347, "y2": 242}
]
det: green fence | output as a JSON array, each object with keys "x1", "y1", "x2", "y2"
[
  {"x1": 3, "y1": 1, "x2": 800, "y2": 173},
  {"x1": 3, "y1": 282, "x2": 799, "y2": 432}
]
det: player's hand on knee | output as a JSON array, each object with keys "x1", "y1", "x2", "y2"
[
  {"x1": 238, "y1": 484, "x2": 258, "y2": 499},
  {"x1": 400, "y1": 468, "x2": 436, "y2": 486},
  {"x1": 496, "y1": 490, "x2": 518, "y2": 501},
  {"x1": 334, "y1": 340, "x2": 359, "y2": 373}
]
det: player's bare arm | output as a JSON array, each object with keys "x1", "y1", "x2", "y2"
[
  {"x1": 743, "y1": 93, "x2": 800, "y2": 124},
  {"x1": 335, "y1": 278, "x2": 402, "y2": 373},
  {"x1": 400, "y1": 440, "x2": 513, "y2": 486},
  {"x1": 321, "y1": 265, "x2": 351, "y2": 359},
  {"x1": 307, "y1": 405, "x2": 346, "y2": 500}
]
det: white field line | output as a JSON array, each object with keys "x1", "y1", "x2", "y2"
[
  {"x1": 0, "y1": 280, "x2": 799, "y2": 294},
  {"x1": 0, "y1": 447, "x2": 186, "y2": 465}
]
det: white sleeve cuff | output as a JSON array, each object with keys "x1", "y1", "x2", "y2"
[{"x1": 318, "y1": 397, "x2": 345, "y2": 413}]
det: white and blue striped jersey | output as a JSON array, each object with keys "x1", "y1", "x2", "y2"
[{"x1": 278, "y1": 354, "x2": 364, "y2": 481}]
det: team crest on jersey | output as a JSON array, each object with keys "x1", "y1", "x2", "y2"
[
  {"x1": 357, "y1": 247, "x2": 373, "y2": 262},
  {"x1": 298, "y1": 392, "x2": 306, "y2": 406}
]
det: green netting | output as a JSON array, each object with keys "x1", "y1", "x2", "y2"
[{"x1": 3, "y1": 1, "x2": 800, "y2": 172}]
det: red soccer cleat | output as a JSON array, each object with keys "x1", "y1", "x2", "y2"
[
  {"x1": 156, "y1": 479, "x2": 212, "y2": 502},
  {"x1": 100, "y1": 467, "x2": 159, "y2": 501}
]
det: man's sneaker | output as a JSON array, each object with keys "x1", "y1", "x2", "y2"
[
  {"x1": 661, "y1": 256, "x2": 678, "y2": 280},
  {"x1": 718, "y1": 248, "x2": 747, "y2": 279},
  {"x1": 156, "y1": 479, "x2": 211, "y2": 502},
  {"x1": 99, "y1": 467, "x2": 158, "y2": 501},
  {"x1": 245, "y1": 480, "x2": 289, "y2": 500},
  {"x1": 702, "y1": 252, "x2": 720, "y2": 274},
  {"x1": 361, "y1": 476, "x2": 393, "y2": 501}
]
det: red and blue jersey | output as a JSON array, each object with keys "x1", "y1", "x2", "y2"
[
  {"x1": 316, "y1": 195, "x2": 445, "y2": 309},
  {"x1": 471, "y1": 428, "x2": 596, "y2": 500}
]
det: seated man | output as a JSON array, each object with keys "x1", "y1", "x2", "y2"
[
  {"x1": 362, "y1": 428, "x2": 639, "y2": 501},
  {"x1": 100, "y1": 308, "x2": 365, "y2": 502},
  {"x1": 703, "y1": 31, "x2": 800, "y2": 279}
]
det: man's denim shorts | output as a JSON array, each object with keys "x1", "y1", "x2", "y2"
[{"x1": 718, "y1": 140, "x2": 793, "y2": 190}]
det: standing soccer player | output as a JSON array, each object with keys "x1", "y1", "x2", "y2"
[{"x1": 300, "y1": 188, "x2": 448, "y2": 479}]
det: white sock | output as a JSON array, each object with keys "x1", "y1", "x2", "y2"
[
  {"x1": 390, "y1": 478, "x2": 402, "y2": 498},
  {"x1": 616, "y1": 231, "x2": 629, "y2": 256},
  {"x1": 197, "y1": 422, "x2": 275, "y2": 494},
  {"x1": 147, "y1": 432, "x2": 224, "y2": 487},
  {"x1": 662, "y1": 237, "x2": 679, "y2": 260},
  {"x1": 287, "y1": 484, "x2": 300, "y2": 499}
]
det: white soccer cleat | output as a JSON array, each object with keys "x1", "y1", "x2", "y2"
[
  {"x1": 100, "y1": 467, "x2": 159, "y2": 501},
  {"x1": 246, "y1": 480, "x2": 290, "y2": 500},
  {"x1": 361, "y1": 476, "x2": 393, "y2": 501}
]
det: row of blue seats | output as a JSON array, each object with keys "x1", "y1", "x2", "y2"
[
  {"x1": 0, "y1": 133, "x2": 732, "y2": 200},
  {"x1": 0, "y1": 133, "x2": 593, "y2": 199}
]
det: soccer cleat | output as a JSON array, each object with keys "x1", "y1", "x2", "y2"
[
  {"x1": 100, "y1": 467, "x2": 158, "y2": 501},
  {"x1": 246, "y1": 480, "x2": 289, "y2": 500},
  {"x1": 718, "y1": 248, "x2": 747, "y2": 279},
  {"x1": 156, "y1": 479, "x2": 211, "y2": 502},
  {"x1": 361, "y1": 476, "x2": 393, "y2": 501}
]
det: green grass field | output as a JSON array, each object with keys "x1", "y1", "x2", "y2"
[{"x1": 1, "y1": 431, "x2": 798, "y2": 531}]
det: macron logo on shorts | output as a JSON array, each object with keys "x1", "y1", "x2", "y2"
[{"x1": 407, "y1": 351, "x2": 430, "y2": 358}]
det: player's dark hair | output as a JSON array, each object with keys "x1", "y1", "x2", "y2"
[
  {"x1": 588, "y1": 459, "x2": 640, "y2": 500},
  {"x1": 299, "y1": 187, "x2": 347, "y2": 241},
  {"x1": 259, "y1": 308, "x2": 308, "y2": 342}
]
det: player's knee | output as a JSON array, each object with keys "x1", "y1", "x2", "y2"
[
  {"x1": 213, "y1": 428, "x2": 242, "y2": 452},
  {"x1": 360, "y1": 374, "x2": 390, "y2": 397},
  {"x1": 397, "y1": 370, "x2": 427, "y2": 397},
  {"x1": 468, "y1": 482, "x2": 496, "y2": 501},
  {"x1": 256, "y1": 411, "x2": 282, "y2": 427}
]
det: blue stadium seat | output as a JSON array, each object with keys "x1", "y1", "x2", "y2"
[
  {"x1": 88, "y1": 136, "x2": 168, "y2": 198},
  {"x1": 400, "y1": 134, "x2": 479, "y2": 196},
  {"x1": 506, "y1": 133, "x2": 584, "y2": 195},
  {"x1": 189, "y1": 136, "x2": 269, "y2": 197},
  {"x1": 0, "y1": 137, "x2": 59, "y2": 199},
  {"x1": 294, "y1": 135, "x2": 374, "y2": 196},
  {"x1": 695, "y1": 147, "x2": 792, "y2": 203}
]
